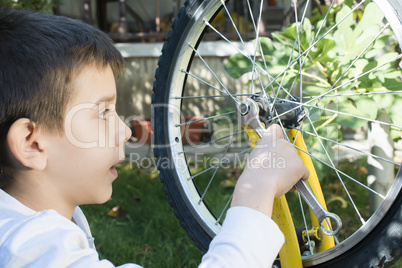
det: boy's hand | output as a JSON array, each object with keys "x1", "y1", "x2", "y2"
[{"x1": 231, "y1": 124, "x2": 310, "y2": 217}]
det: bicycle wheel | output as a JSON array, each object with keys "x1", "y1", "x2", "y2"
[{"x1": 152, "y1": 0, "x2": 402, "y2": 267}]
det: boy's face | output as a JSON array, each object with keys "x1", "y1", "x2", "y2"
[{"x1": 44, "y1": 64, "x2": 131, "y2": 207}]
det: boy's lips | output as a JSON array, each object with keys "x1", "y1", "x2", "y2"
[
  {"x1": 110, "y1": 158, "x2": 125, "y2": 177},
  {"x1": 109, "y1": 166, "x2": 118, "y2": 177}
]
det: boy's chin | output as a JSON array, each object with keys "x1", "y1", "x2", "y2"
[
  {"x1": 100, "y1": 192, "x2": 113, "y2": 204},
  {"x1": 88, "y1": 189, "x2": 113, "y2": 205}
]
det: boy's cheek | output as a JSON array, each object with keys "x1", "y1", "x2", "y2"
[
  {"x1": 63, "y1": 105, "x2": 125, "y2": 149},
  {"x1": 64, "y1": 109, "x2": 100, "y2": 149},
  {"x1": 65, "y1": 122, "x2": 99, "y2": 149}
]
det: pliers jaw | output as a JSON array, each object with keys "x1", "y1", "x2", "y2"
[
  {"x1": 236, "y1": 98, "x2": 265, "y2": 138},
  {"x1": 237, "y1": 93, "x2": 308, "y2": 131}
]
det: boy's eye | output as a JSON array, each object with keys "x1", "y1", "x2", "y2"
[
  {"x1": 98, "y1": 109, "x2": 110, "y2": 120},
  {"x1": 97, "y1": 103, "x2": 116, "y2": 120}
]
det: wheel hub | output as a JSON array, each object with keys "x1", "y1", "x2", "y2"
[{"x1": 251, "y1": 92, "x2": 308, "y2": 129}]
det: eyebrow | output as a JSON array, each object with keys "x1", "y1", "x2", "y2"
[{"x1": 94, "y1": 94, "x2": 116, "y2": 104}]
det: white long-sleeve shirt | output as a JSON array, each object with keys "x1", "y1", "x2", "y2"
[{"x1": 0, "y1": 189, "x2": 284, "y2": 267}]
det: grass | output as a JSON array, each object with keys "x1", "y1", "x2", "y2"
[
  {"x1": 285, "y1": 156, "x2": 372, "y2": 242},
  {"x1": 81, "y1": 157, "x2": 402, "y2": 267},
  {"x1": 81, "y1": 163, "x2": 203, "y2": 267}
]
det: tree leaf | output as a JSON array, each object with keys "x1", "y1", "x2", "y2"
[
  {"x1": 373, "y1": 93, "x2": 395, "y2": 110},
  {"x1": 302, "y1": 18, "x2": 313, "y2": 44},
  {"x1": 107, "y1": 205, "x2": 122, "y2": 218},
  {"x1": 389, "y1": 98, "x2": 402, "y2": 127},
  {"x1": 353, "y1": 97, "x2": 378, "y2": 120},
  {"x1": 224, "y1": 53, "x2": 253, "y2": 78},
  {"x1": 336, "y1": 5, "x2": 354, "y2": 30},
  {"x1": 354, "y1": 3, "x2": 384, "y2": 37},
  {"x1": 310, "y1": 37, "x2": 336, "y2": 62},
  {"x1": 258, "y1": 37, "x2": 276, "y2": 55},
  {"x1": 281, "y1": 24, "x2": 298, "y2": 42},
  {"x1": 335, "y1": 99, "x2": 370, "y2": 129},
  {"x1": 333, "y1": 27, "x2": 355, "y2": 64}
]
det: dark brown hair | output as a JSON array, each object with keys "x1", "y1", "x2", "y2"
[{"x1": 0, "y1": 8, "x2": 124, "y2": 188}]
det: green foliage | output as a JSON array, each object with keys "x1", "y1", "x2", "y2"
[
  {"x1": 224, "y1": 2, "x2": 402, "y2": 180},
  {"x1": 0, "y1": 0, "x2": 61, "y2": 13},
  {"x1": 224, "y1": 2, "x2": 402, "y2": 133}
]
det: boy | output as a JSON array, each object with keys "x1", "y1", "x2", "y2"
[{"x1": 0, "y1": 8, "x2": 309, "y2": 267}]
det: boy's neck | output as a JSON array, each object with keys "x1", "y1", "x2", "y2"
[{"x1": 4, "y1": 174, "x2": 76, "y2": 220}]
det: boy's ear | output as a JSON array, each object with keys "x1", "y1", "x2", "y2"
[{"x1": 7, "y1": 118, "x2": 47, "y2": 171}]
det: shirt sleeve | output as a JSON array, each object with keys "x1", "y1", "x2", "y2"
[
  {"x1": 0, "y1": 210, "x2": 142, "y2": 268},
  {"x1": 199, "y1": 206, "x2": 284, "y2": 268}
]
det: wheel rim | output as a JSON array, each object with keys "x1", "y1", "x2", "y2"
[{"x1": 160, "y1": 0, "x2": 402, "y2": 265}]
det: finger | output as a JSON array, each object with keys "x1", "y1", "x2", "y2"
[
  {"x1": 301, "y1": 164, "x2": 310, "y2": 181},
  {"x1": 259, "y1": 123, "x2": 284, "y2": 141},
  {"x1": 265, "y1": 123, "x2": 284, "y2": 140}
]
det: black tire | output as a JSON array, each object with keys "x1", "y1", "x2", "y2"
[
  {"x1": 152, "y1": 1, "x2": 212, "y2": 250},
  {"x1": 312, "y1": 172, "x2": 402, "y2": 267},
  {"x1": 152, "y1": 0, "x2": 402, "y2": 266}
]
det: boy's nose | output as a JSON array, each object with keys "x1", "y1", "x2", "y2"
[
  {"x1": 124, "y1": 123, "x2": 132, "y2": 142},
  {"x1": 116, "y1": 117, "x2": 132, "y2": 146}
]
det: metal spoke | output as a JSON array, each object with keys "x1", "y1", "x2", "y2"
[
  {"x1": 204, "y1": 20, "x2": 249, "y2": 55},
  {"x1": 204, "y1": 4, "x2": 269, "y2": 98},
  {"x1": 215, "y1": 192, "x2": 234, "y2": 225},
  {"x1": 204, "y1": 18, "x2": 270, "y2": 84},
  {"x1": 291, "y1": 127, "x2": 401, "y2": 167},
  {"x1": 266, "y1": 56, "x2": 402, "y2": 127},
  {"x1": 264, "y1": 0, "x2": 367, "y2": 92},
  {"x1": 221, "y1": 0, "x2": 248, "y2": 51},
  {"x1": 287, "y1": 20, "x2": 390, "y2": 110},
  {"x1": 271, "y1": 0, "x2": 310, "y2": 107},
  {"x1": 290, "y1": 0, "x2": 308, "y2": 100},
  {"x1": 266, "y1": 52, "x2": 402, "y2": 113},
  {"x1": 179, "y1": 129, "x2": 246, "y2": 154},
  {"x1": 288, "y1": 0, "x2": 336, "y2": 97},
  {"x1": 305, "y1": 114, "x2": 370, "y2": 225},
  {"x1": 289, "y1": 0, "x2": 311, "y2": 99},
  {"x1": 282, "y1": 97, "x2": 402, "y2": 130},
  {"x1": 188, "y1": 43, "x2": 241, "y2": 105},
  {"x1": 188, "y1": 147, "x2": 252, "y2": 181},
  {"x1": 313, "y1": 22, "x2": 391, "y2": 108},
  {"x1": 206, "y1": 7, "x2": 375, "y2": 106},
  {"x1": 246, "y1": 0, "x2": 277, "y2": 97},
  {"x1": 244, "y1": 0, "x2": 272, "y2": 95},
  {"x1": 180, "y1": 69, "x2": 229, "y2": 96},
  {"x1": 199, "y1": 123, "x2": 241, "y2": 204},
  {"x1": 248, "y1": 0, "x2": 265, "y2": 94},
  {"x1": 305, "y1": 180, "x2": 340, "y2": 245},
  {"x1": 301, "y1": 90, "x2": 402, "y2": 99},
  {"x1": 298, "y1": 191, "x2": 314, "y2": 255},
  {"x1": 307, "y1": 53, "x2": 402, "y2": 103},
  {"x1": 291, "y1": 138, "x2": 386, "y2": 200},
  {"x1": 204, "y1": 20, "x2": 274, "y2": 86},
  {"x1": 175, "y1": 93, "x2": 253, "y2": 100},
  {"x1": 175, "y1": 111, "x2": 235, "y2": 127},
  {"x1": 221, "y1": 0, "x2": 270, "y2": 92}
]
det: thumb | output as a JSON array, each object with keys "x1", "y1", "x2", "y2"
[{"x1": 259, "y1": 123, "x2": 284, "y2": 141}]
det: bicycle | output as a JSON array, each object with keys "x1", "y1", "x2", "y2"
[{"x1": 152, "y1": 0, "x2": 402, "y2": 267}]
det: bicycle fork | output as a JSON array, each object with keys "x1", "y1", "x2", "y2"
[{"x1": 237, "y1": 98, "x2": 338, "y2": 268}]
